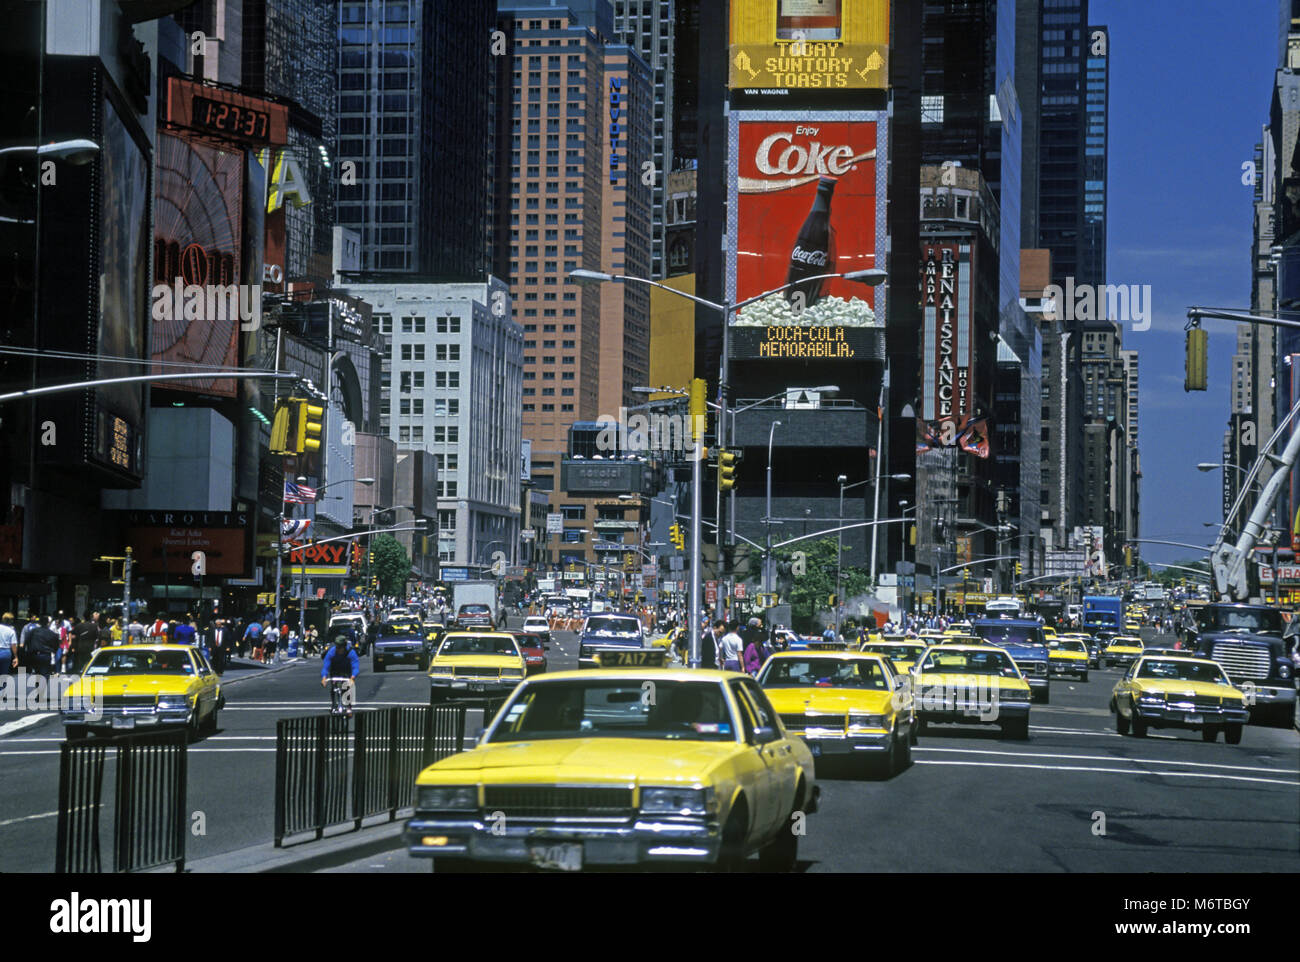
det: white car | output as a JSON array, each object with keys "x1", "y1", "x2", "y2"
[{"x1": 521, "y1": 616, "x2": 551, "y2": 635}]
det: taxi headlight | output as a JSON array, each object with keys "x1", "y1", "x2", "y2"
[
  {"x1": 847, "y1": 712, "x2": 887, "y2": 730},
  {"x1": 428, "y1": 665, "x2": 454, "y2": 677},
  {"x1": 640, "y1": 786, "x2": 716, "y2": 817},
  {"x1": 416, "y1": 786, "x2": 478, "y2": 811},
  {"x1": 1137, "y1": 693, "x2": 1166, "y2": 706},
  {"x1": 156, "y1": 696, "x2": 190, "y2": 711},
  {"x1": 500, "y1": 668, "x2": 524, "y2": 679},
  {"x1": 997, "y1": 687, "x2": 1030, "y2": 702},
  {"x1": 1278, "y1": 662, "x2": 1293, "y2": 680}
]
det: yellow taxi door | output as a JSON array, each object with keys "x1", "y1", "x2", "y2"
[{"x1": 729, "y1": 679, "x2": 795, "y2": 841}]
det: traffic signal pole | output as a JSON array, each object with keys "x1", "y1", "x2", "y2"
[{"x1": 689, "y1": 379, "x2": 706, "y2": 667}]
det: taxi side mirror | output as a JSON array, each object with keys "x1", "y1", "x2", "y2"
[{"x1": 751, "y1": 725, "x2": 780, "y2": 745}]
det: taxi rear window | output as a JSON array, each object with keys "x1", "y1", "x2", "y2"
[{"x1": 490, "y1": 680, "x2": 733, "y2": 743}]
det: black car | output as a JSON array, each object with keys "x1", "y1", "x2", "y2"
[{"x1": 373, "y1": 621, "x2": 430, "y2": 672}]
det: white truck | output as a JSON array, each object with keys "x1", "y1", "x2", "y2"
[{"x1": 451, "y1": 580, "x2": 500, "y2": 630}]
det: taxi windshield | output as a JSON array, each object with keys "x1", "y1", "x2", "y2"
[
  {"x1": 380, "y1": 623, "x2": 420, "y2": 637},
  {"x1": 85, "y1": 649, "x2": 194, "y2": 675},
  {"x1": 1110, "y1": 637, "x2": 1143, "y2": 648},
  {"x1": 438, "y1": 634, "x2": 519, "y2": 657},
  {"x1": 760, "y1": 658, "x2": 890, "y2": 689},
  {"x1": 1049, "y1": 640, "x2": 1088, "y2": 653},
  {"x1": 488, "y1": 680, "x2": 734, "y2": 742},
  {"x1": 919, "y1": 650, "x2": 1020, "y2": 677},
  {"x1": 1136, "y1": 659, "x2": 1229, "y2": 684},
  {"x1": 863, "y1": 644, "x2": 926, "y2": 660}
]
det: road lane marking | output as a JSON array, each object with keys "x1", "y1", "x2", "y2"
[
  {"x1": 915, "y1": 746, "x2": 1299, "y2": 775},
  {"x1": 0, "y1": 810, "x2": 59, "y2": 828},
  {"x1": 0, "y1": 715, "x2": 51, "y2": 736},
  {"x1": 913, "y1": 759, "x2": 1298, "y2": 787}
]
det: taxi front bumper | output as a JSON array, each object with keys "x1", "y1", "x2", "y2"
[
  {"x1": 789, "y1": 727, "x2": 893, "y2": 754},
  {"x1": 405, "y1": 814, "x2": 722, "y2": 865},
  {"x1": 1134, "y1": 702, "x2": 1250, "y2": 727},
  {"x1": 61, "y1": 706, "x2": 193, "y2": 728},
  {"x1": 428, "y1": 675, "x2": 520, "y2": 695},
  {"x1": 1049, "y1": 659, "x2": 1089, "y2": 676}
]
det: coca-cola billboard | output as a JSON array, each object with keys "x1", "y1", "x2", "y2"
[{"x1": 728, "y1": 114, "x2": 887, "y2": 353}]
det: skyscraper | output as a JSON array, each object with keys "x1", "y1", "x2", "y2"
[
  {"x1": 612, "y1": 0, "x2": 675, "y2": 279},
  {"x1": 498, "y1": 0, "x2": 653, "y2": 564},
  {"x1": 335, "y1": 1, "x2": 494, "y2": 276}
]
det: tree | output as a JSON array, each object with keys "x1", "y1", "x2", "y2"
[
  {"x1": 772, "y1": 537, "x2": 871, "y2": 632},
  {"x1": 372, "y1": 534, "x2": 410, "y2": 598}
]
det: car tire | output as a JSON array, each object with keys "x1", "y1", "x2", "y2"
[
  {"x1": 1002, "y1": 716, "x2": 1029, "y2": 740},
  {"x1": 185, "y1": 712, "x2": 201, "y2": 744},
  {"x1": 65, "y1": 725, "x2": 87, "y2": 740},
  {"x1": 869, "y1": 734, "x2": 896, "y2": 780},
  {"x1": 1224, "y1": 722, "x2": 1243, "y2": 744},
  {"x1": 429, "y1": 688, "x2": 444, "y2": 705},
  {"x1": 717, "y1": 804, "x2": 749, "y2": 873},
  {"x1": 1040, "y1": 685, "x2": 1050, "y2": 705},
  {"x1": 909, "y1": 719, "x2": 919, "y2": 746},
  {"x1": 1116, "y1": 710, "x2": 1130, "y2": 735},
  {"x1": 418, "y1": 656, "x2": 429, "y2": 672},
  {"x1": 895, "y1": 729, "x2": 912, "y2": 772},
  {"x1": 917, "y1": 718, "x2": 930, "y2": 735},
  {"x1": 1201, "y1": 725, "x2": 1219, "y2": 743},
  {"x1": 757, "y1": 811, "x2": 799, "y2": 873},
  {"x1": 1131, "y1": 703, "x2": 1148, "y2": 738},
  {"x1": 1080, "y1": 672, "x2": 1089, "y2": 683},
  {"x1": 373, "y1": 659, "x2": 385, "y2": 672},
  {"x1": 432, "y1": 857, "x2": 482, "y2": 873},
  {"x1": 203, "y1": 705, "x2": 219, "y2": 733}
]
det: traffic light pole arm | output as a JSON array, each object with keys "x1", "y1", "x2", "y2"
[
  {"x1": 938, "y1": 555, "x2": 1020, "y2": 576},
  {"x1": 1186, "y1": 307, "x2": 1300, "y2": 331},
  {"x1": 0, "y1": 370, "x2": 301, "y2": 403},
  {"x1": 772, "y1": 518, "x2": 908, "y2": 550}
]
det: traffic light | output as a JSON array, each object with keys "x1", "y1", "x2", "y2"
[
  {"x1": 689, "y1": 377, "x2": 707, "y2": 443},
  {"x1": 1015, "y1": 561, "x2": 1022, "y2": 576},
  {"x1": 269, "y1": 399, "x2": 298, "y2": 455},
  {"x1": 1185, "y1": 326, "x2": 1208, "y2": 391},
  {"x1": 909, "y1": 525, "x2": 917, "y2": 547},
  {"x1": 828, "y1": 594, "x2": 837, "y2": 607},
  {"x1": 717, "y1": 449, "x2": 738, "y2": 492},
  {"x1": 368, "y1": 550, "x2": 375, "y2": 565},
  {"x1": 669, "y1": 523, "x2": 684, "y2": 551},
  {"x1": 297, "y1": 399, "x2": 325, "y2": 453}
]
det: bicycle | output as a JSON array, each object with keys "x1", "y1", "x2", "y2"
[{"x1": 326, "y1": 677, "x2": 354, "y2": 716}]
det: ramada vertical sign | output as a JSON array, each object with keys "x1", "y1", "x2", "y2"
[{"x1": 921, "y1": 243, "x2": 973, "y2": 440}]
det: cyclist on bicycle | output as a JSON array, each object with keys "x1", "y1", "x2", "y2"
[{"x1": 320, "y1": 634, "x2": 360, "y2": 715}]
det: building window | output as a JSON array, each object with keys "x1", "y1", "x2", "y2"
[
  {"x1": 400, "y1": 344, "x2": 425, "y2": 361},
  {"x1": 435, "y1": 371, "x2": 460, "y2": 388},
  {"x1": 435, "y1": 345, "x2": 461, "y2": 362},
  {"x1": 436, "y1": 316, "x2": 461, "y2": 333}
]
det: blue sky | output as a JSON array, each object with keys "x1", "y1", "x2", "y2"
[{"x1": 1090, "y1": 0, "x2": 1276, "y2": 566}]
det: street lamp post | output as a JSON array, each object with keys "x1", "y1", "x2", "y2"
[
  {"x1": 837, "y1": 474, "x2": 848, "y2": 637},
  {"x1": 765, "y1": 421, "x2": 782, "y2": 594},
  {"x1": 899, "y1": 501, "x2": 911, "y2": 618}
]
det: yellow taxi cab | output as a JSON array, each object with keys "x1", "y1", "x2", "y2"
[
  {"x1": 859, "y1": 639, "x2": 929, "y2": 674},
  {"x1": 1102, "y1": 634, "x2": 1144, "y2": 669},
  {"x1": 1047, "y1": 637, "x2": 1089, "y2": 681},
  {"x1": 405, "y1": 648, "x2": 818, "y2": 872},
  {"x1": 909, "y1": 643, "x2": 1032, "y2": 739},
  {"x1": 1123, "y1": 620, "x2": 1142, "y2": 634},
  {"x1": 1111, "y1": 654, "x2": 1250, "y2": 743},
  {"x1": 757, "y1": 646, "x2": 914, "y2": 778},
  {"x1": 1042, "y1": 625, "x2": 1058, "y2": 642},
  {"x1": 937, "y1": 633, "x2": 985, "y2": 645},
  {"x1": 60, "y1": 644, "x2": 223, "y2": 740},
  {"x1": 427, "y1": 631, "x2": 527, "y2": 702}
]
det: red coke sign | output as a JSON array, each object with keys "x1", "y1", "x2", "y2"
[{"x1": 732, "y1": 118, "x2": 885, "y2": 325}]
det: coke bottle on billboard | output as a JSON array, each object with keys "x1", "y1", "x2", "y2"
[{"x1": 785, "y1": 176, "x2": 837, "y2": 307}]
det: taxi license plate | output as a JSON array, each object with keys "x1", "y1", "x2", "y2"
[
  {"x1": 111, "y1": 717, "x2": 135, "y2": 729},
  {"x1": 1184, "y1": 713, "x2": 1204, "y2": 725},
  {"x1": 529, "y1": 843, "x2": 582, "y2": 872},
  {"x1": 451, "y1": 681, "x2": 468, "y2": 688},
  {"x1": 470, "y1": 682, "x2": 486, "y2": 692}
]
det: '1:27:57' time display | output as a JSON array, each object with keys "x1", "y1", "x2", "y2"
[{"x1": 191, "y1": 95, "x2": 270, "y2": 140}]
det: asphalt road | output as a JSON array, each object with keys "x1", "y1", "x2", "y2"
[{"x1": 0, "y1": 625, "x2": 1295, "y2": 873}]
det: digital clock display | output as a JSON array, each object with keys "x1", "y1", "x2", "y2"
[{"x1": 191, "y1": 95, "x2": 271, "y2": 141}]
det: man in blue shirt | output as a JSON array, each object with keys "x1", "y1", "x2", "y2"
[
  {"x1": 172, "y1": 614, "x2": 197, "y2": 647},
  {"x1": 321, "y1": 635, "x2": 361, "y2": 715}
]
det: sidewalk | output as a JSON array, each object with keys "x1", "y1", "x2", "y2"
[{"x1": 169, "y1": 814, "x2": 412, "y2": 873}]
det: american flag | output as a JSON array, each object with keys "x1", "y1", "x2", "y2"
[{"x1": 284, "y1": 481, "x2": 317, "y2": 504}]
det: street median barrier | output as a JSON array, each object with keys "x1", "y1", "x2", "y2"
[
  {"x1": 274, "y1": 704, "x2": 467, "y2": 847},
  {"x1": 56, "y1": 730, "x2": 188, "y2": 873}
]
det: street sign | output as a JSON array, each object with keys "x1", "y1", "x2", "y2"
[
  {"x1": 734, "y1": 583, "x2": 747, "y2": 599},
  {"x1": 705, "y1": 581, "x2": 718, "y2": 604},
  {"x1": 520, "y1": 529, "x2": 536, "y2": 541},
  {"x1": 546, "y1": 513, "x2": 563, "y2": 533}
]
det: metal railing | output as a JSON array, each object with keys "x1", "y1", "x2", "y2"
[
  {"x1": 274, "y1": 704, "x2": 467, "y2": 847},
  {"x1": 56, "y1": 731, "x2": 188, "y2": 873}
]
